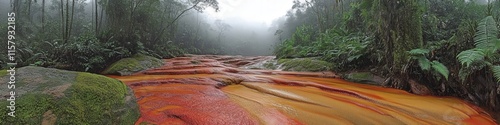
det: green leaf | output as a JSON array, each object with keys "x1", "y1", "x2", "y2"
[
  {"x1": 474, "y1": 16, "x2": 499, "y2": 49},
  {"x1": 492, "y1": 65, "x2": 500, "y2": 83},
  {"x1": 431, "y1": 61, "x2": 449, "y2": 80},
  {"x1": 496, "y1": 39, "x2": 500, "y2": 48},
  {"x1": 418, "y1": 57, "x2": 431, "y2": 71},
  {"x1": 457, "y1": 49, "x2": 485, "y2": 67},
  {"x1": 408, "y1": 49, "x2": 430, "y2": 56}
]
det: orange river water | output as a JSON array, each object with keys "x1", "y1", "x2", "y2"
[{"x1": 108, "y1": 55, "x2": 497, "y2": 125}]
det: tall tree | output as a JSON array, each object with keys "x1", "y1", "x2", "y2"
[
  {"x1": 376, "y1": 0, "x2": 424, "y2": 89},
  {"x1": 215, "y1": 19, "x2": 231, "y2": 43},
  {"x1": 60, "y1": 0, "x2": 65, "y2": 42},
  {"x1": 69, "y1": 0, "x2": 75, "y2": 41},
  {"x1": 94, "y1": 0, "x2": 98, "y2": 35},
  {"x1": 42, "y1": 0, "x2": 45, "y2": 32}
]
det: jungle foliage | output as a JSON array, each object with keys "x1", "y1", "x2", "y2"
[
  {"x1": 273, "y1": 0, "x2": 500, "y2": 111},
  {"x1": 0, "y1": 0, "x2": 221, "y2": 72}
]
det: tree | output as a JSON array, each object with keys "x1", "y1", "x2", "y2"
[
  {"x1": 214, "y1": 19, "x2": 231, "y2": 43},
  {"x1": 42, "y1": 0, "x2": 45, "y2": 32},
  {"x1": 151, "y1": 0, "x2": 220, "y2": 46},
  {"x1": 373, "y1": 0, "x2": 424, "y2": 90}
]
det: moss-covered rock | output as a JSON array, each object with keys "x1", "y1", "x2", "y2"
[
  {"x1": 343, "y1": 72, "x2": 382, "y2": 85},
  {"x1": 0, "y1": 66, "x2": 140, "y2": 125},
  {"x1": 277, "y1": 58, "x2": 332, "y2": 72},
  {"x1": 0, "y1": 69, "x2": 6, "y2": 77},
  {"x1": 102, "y1": 54, "x2": 164, "y2": 75}
]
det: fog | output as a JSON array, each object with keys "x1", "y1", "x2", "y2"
[
  {"x1": 0, "y1": 0, "x2": 298, "y2": 56},
  {"x1": 200, "y1": 0, "x2": 295, "y2": 56},
  {"x1": 1, "y1": 0, "x2": 493, "y2": 57}
]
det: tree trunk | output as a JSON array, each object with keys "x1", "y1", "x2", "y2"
[
  {"x1": 65, "y1": 0, "x2": 69, "y2": 43},
  {"x1": 377, "y1": 0, "x2": 423, "y2": 90},
  {"x1": 27, "y1": 0, "x2": 31, "y2": 18},
  {"x1": 68, "y1": 0, "x2": 75, "y2": 41},
  {"x1": 99, "y1": 1, "x2": 104, "y2": 33},
  {"x1": 60, "y1": 0, "x2": 65, "y2": 43},
  {"x1": 42, "y1": 0, "x2": 45, "y2": 32},
  {"x1": 95, "y1": 0, "x2": 99, "y2": 35}
]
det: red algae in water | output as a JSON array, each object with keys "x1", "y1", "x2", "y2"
[{"x1": 110, "y1": 55, "x2": 497, "y2": 125}]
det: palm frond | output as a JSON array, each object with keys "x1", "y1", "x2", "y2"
[
  {"x1": 474, "y1": 16, "x2": 498, "y2": 49},
  {"x1": 418, "y1": 57, "x2": 431, "y2": 71},
  {"x1": 431, "y1": 61, "x2": 449, "y2": 80},
  {"x1": 457, "y1": 49, "x2": 485, "y2": 67}
]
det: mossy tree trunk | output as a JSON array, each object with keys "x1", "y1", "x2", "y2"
[{"x1": 376, "y1": 0, "x2": 423, "y2": 90}]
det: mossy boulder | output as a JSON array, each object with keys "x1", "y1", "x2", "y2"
[
  {"x1": 343, "y1": 72, "x2": 383, "y2": 85},
  {"x1": 245, "y1": 60, "x2": 279, "y2": 70},
  {"x1": 0, "y1": 66, "x2": 140, "y2": 125},
  {"x1": 102, "y1": 54, "x2": 164, "y2": 75},
  {"x1": 0, "y1": 69, "x2": 7, "y2": 77},
  {"x1": 277, "y1": 58, "x2": 332, "y2": 72}
]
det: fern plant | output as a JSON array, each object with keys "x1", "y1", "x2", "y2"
[
  {"x1": 457, "y1": 16, "x2": 500, "y2": 83},
  {"x1": 408, "y1": 48, "x2": 450, "y2": 80}
]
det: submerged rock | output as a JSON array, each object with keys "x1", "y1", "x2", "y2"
[
  {"x1": 0, "y1": 66, "x2": 140, "y2": 125},
  {"x1": 102, "y1": 54, "x2": 164, "y2": 76}
]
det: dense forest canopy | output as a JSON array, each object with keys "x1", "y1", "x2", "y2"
[
  {"x1": 1, "y1": 0, "x2": 500, "y2": 113},
  {"x1": 0, "y1": 0, "x2": 288, "y2": 72},
  {"x1": 270, "y1": 0, "x2": 500, "y2": 111}
]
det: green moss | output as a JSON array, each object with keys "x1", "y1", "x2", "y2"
[
  {"x1": 278, "y1": 58, "x2": 332, "y2": 72},
  {"x1": 0, "y1": 67, "x2": 139, "y2": 125},
  {"x1": 0, "y1": 94, "x2": 54, "y2": 125},
  {"x1": 277, "y1": 59, "x2": 290, "y2": 64},
  {"x1": 263, "y1": 61, "x2": 278, "y2": 70},
  {"x1": 345, "y1": 72, "x2": 373, "y2": 81},
  {"x1": 0, "y1": 69, "x2": 7, "y2": 77},
  {"x1": 102, "y1": 54, "x2": 163, "y2": 75},
  {"x1": 139, "y1": 122, "x2": 157, "y2": 125},
  {"x1": 191, "y1": 60, "x2": 201, "y2": 64},
  {"x1": 101, "y1": 58, "x2": 140, "y2": 75},
  {"x1": 343, "y1": 72, "x2": 381, "y2": 85},
  {"x1": 56, "y1": 72, "x2": 138, "y2": 125}
]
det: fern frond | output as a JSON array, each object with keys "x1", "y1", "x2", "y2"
[
  {"x1": 408, "y1": 49, "x2": 430, "y2": 56},
  {"x1": 418, "y1": 57, "x2": 431, "y2": 71},
  {"x1": 492, "y1": 65, "x2": 500, "y2": 83},
  {"x1": 431, "y1": 61, "x2": 449, "y2": 80},
  {"x1": 457, "y1": 49, "x2": 485, "y2": 67},
  {"x1": 458, "y1": 61, "x2": 487, "y2": 82},
  {"x1": 496, "y1": 39, "x2": 500, "y2": 48},
  {"x1": 474, "y1": 16, "x2": 498, "y2": 49}
]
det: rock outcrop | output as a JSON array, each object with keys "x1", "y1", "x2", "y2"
[
  {"x1": 101, "y1": 54, "x2": 164, "y2": 76},
  {"x1": 0, "y1": 66, "x2": 139, "y2": 125}
]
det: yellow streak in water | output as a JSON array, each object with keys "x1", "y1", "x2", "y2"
[{"x1": 222, "y1": 75, "x2": 493, "y2": 125}]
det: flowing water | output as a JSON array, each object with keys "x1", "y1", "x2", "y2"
[{"x1": 109, "y1": 55, "x2": 497, "y2": 125}]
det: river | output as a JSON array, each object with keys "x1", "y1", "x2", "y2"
[{"x1": 109, "y1": 55, "x2": 496, "y2": 125}]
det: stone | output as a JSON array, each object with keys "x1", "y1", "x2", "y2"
[
  {"x1": 101, "y1": 54, "x2": 164, "y2": 76},
  {"x1": 0, "y1": 66, "x2": 140, "y2": 125}
]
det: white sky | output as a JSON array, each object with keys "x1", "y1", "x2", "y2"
[{"x1": 206, "y1": 0, "x2": 294, "y2": 25}]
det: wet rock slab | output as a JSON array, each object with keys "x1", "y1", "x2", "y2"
[{"x1": 111, "y1": 55, "x2": 497, "y2": 125}]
